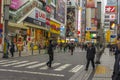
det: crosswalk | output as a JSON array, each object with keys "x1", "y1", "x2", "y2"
[{"x1": 0, "y1": 60, "x2": 84, "y2": 73}]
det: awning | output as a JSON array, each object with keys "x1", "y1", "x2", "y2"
[
  {"x1": 24, "y1": 22, "x2": 49, "y2": 31},
  {"x1": 8, "y1": 22, "x2": 29, "y2": 29}
]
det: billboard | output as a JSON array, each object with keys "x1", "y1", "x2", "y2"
[
  {"x1": 55, "y1": 0, "x2": 65, "y2": 24},
  {"x1": 86, "y1": 0, "x2": 95, "y2": 8},
  {"x1": 66, "y1": 7, "x2": 75, "y2": 37},
  {"x1": 10, "y1": 0, "x2": 29, "y2": 10}
]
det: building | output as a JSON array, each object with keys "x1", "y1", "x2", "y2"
[{"x1": 2, "y1": 0, "x2": 66, "y2": 50}]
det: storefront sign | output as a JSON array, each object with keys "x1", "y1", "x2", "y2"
[
  {"x1": 24, "y1": 17, "x2": 46, "y2": 27},
  {"x1": 105, "y1": 6, "x2": 116, "y2": 13},
  {"x1": 50, "y1": 20, "x2": 60, "y2": 30},
  {"x1": 28, "y1": 8, "x2": 46, "y2": 22}
]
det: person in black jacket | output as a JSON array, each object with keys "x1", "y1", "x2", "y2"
[
  {"x1": 85, "y1": 42, "x2": 96, "y2": 71},
  {"x1": 46, "y1": 40, "x2": 54, "y2": 68},
  {"x1": 112, "y1": 43, "x2": 120, "y2": 80},
  {"x1": 10, "y1": 42, "x2": 15, "y2": 57}
]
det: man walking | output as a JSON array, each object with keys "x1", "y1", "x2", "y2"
[
  {"x1": 47, "y1": 40, "x2": 54, "y2": 68},
  {"x1": 85, "y1": 42, "x2": 96, "y2": 71}
]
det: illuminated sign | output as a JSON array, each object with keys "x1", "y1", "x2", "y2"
[
  {"x1": 10, "y1": 0, "x2": 29, "y2": 10},
  {"x1": 105, "y1": 6, "x2": 116, "y2": 13}
]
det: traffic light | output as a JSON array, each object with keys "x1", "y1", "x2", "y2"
[{"x1": 110, "y1": 21, "x2": 115, "y2": 30}]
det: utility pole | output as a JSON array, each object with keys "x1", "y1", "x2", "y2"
[{"x1": 2, "y1": 0, "x2": 11, "y2": 58}]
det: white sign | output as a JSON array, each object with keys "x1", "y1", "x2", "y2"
[{"x1": 29, "y1": 8, "x2": 46, "y2": 22}]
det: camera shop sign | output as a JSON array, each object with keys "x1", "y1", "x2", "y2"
[{"x1": 28, "y1": 8, "x2": 46, "y2": 22}]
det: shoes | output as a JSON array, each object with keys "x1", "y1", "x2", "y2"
[{"x1": 46, "y1": 63, "x2": 51, "y2": 68}]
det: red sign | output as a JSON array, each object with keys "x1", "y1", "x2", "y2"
[
  {"x1": 105, "y1": 6, "x2": 116, "y2": 13},
  {"x1": 77, "y1": 31, "x2": 80, "y2": 34},
  {"x1": 46, "y1": 6, "x2": 51, "y2": 13}
]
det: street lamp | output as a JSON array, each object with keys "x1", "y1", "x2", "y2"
[{"x1": 3, "y1": 0, "x2": 11, "y2": 58}]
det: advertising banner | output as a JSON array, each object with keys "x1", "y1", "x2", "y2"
[
  {"x1": 105, "y1": 6, "x2": 116, "y2": 13},
  {"x1": 55, "y1": 0, "x2": 65, "y2": 24},
  {"x1": 86, "y1": 0, "x2": 95, "y2": 8},
  {"x1": 10, "y1": 0, "x2": 29, "y2": 10},
  {"x1": 66, "y1": 7, "x2": 75, "y2": 37}
]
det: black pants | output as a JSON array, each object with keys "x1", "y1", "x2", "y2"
[
  {"x1": 47, "y1": 54, "x2": 53, "y2": 67},
  {"x1": 86, "y1": 58, "x2": 95, "y2": 69},
  {"x1": 10, "y1": 51, "x2": 14, "y2": 57}
]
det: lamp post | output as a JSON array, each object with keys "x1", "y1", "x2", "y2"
[{"x1": 2, "y1": 0, "x2": 11, "y2": 58}]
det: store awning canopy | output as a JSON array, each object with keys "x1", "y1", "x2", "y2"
[
  {"x1": 24, "y1": 22, "x2": 49, "y2": 31},
  {"x1": 8, "y1": 22, "x2": 29, "y2": 29}
]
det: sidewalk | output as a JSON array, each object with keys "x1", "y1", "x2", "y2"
[
  {"x1": 92, "y1": 48, "x2": 114, "y2": 80},
  {"x1": 0, "y1": 49, "x2": 46, "y2": 58}
]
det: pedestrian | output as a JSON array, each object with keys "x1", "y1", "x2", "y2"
[
  {"x1": 46, "y1": 40, "x2": 54, "y2": 68},
  {"x1": 114, "y1": 42, "x2": 120, "y2": 61},
  {"x1": 10, "y1": 41, "x2": 15, "y2": 57},
  {"x1": 112, "y1": 42, "x2": 120, "y2": 80},
  {"x1": 85, "y1": 42, "x2": 96, "y2": 71},
  {"x1": 70, "y1": 43, "x2": 75, "y2": 55}
]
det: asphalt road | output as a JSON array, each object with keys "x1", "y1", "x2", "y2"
[{"x1": 0, "y1": 48, "x2": 87, "y2": 80}]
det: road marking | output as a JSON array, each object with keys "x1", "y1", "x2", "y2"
[
  {"x1": 95, "y1": 65, "x2": 107, "y2": 74},
  {"x1": 26, "y1": 62, "x2": 46, "y2": 68},
  {"x1": 0, "y1": 60, "x2": 8, "y2": 62},
  {"x1": 2, "y1": 61, "x2": 28, "y2": 67},
  {"x1": 40, "y1": 63, "x2": 61, "y2": 70},
  {"x1": 69, "y1": 65, "x2": 84, "y2": 73},
  {"x1": 14, "y1": 61, "x2": 38, "y2": 67},
  {"x1": 0, "y1": 60, "x2": 18, "y2": 65},
  {"x1": 0, "y1": 69, "x2": 64, "y2": 77},
  {"x1": 54, "y1": 64, "x2": 71, "y2": 71}
]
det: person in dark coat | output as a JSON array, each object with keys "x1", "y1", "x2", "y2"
[
  {"x1": 46, "y1": 40, "x2": 54, "y2": 68},
  {"x1": 85, "y1": 42, "x2": 96, "y2": 71},
  {"x1": 112, "y1": 54, "x2": 120, "y2": 80},
  {"x1": 70, "y1": 43, "x2": 75, "y2": 55},
  {"x1": 10, "y1": 42, "x2": 15, "y2": 57},
  {"x1": 114, "y1": 44, "x2": 120, "y2": 61}
]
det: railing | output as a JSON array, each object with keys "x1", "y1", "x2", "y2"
[{"x1": 9, "y1": 0, "x2": 43, "y2": 23}]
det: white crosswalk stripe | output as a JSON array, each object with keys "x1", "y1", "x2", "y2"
[
  {"x1": 0, "y1": 60, "x2": 83, "y2": 73},
  {"x1": 2, "y1": 61, "x2": 28, "y2": 67},
  {"x1": 0, "y1": 60, "x2": 18, "y2": 65},
  {"x1": 0, "y1": 60, "x2": 8, "y2": 62},
  {"x1": 26, "y1": 62, "x2": 46, "y2": 68},
  {"x1": 14, "y1": 61, "x2": 39, "y2": 67},
  {"x1": 54, "y1": 64, "x2": 71, "y2": 71},
  {"x1": 69, "y1": 65, "x2": 84, "y2": 73},
  {"x1": 40, "y1": 63, "x2": 61, "y2": 70}
]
